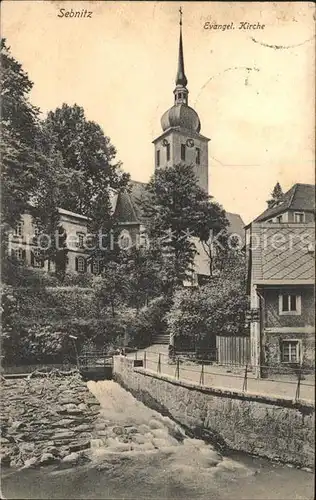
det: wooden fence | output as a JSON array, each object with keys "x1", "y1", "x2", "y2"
[{"x1": 216, "y1": 336, "x2": 250, "y2": 365}]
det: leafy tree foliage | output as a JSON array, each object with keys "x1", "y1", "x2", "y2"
[
  {"x1": 140, "y1": 164, "x2": 228, "y2": 289},
  {"x1": 0, "y1": 39, "x2": 42, "y2": 227},
  {"x1": 44, "y1": 103, "x2": 129, "y2": 222},
  {"x1": 167, "y1": 252, "x2": 248, "y2": 351}
]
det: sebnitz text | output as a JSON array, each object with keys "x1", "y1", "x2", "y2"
[{"x1": 58, "y1": 9, "x2": 93, "y2": 18}]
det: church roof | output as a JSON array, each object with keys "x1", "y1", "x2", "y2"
[
  {"x1": 116, "y1": 180, "x2": 245, "y2": 242},
  {"x1": 114, "y1": 180, "x2": 147, "y2": 223},
  {"x1": 253, "y1": 183, "x2": 315, "y2": 223},
  {"x1": 225, "y1": 212, "x2": 245, "y2": 242}
]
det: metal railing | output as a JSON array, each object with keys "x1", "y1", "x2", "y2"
[{"x1": 135, "y1": 350, "x2": 315, "y2": 403}]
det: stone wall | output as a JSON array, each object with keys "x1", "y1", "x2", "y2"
[
  {"x1": 113, "y1": 356, "x2": 315, "y2": 468},
  {"x1": 0, "y1": 373, "x2": 105, "y2": 469}
]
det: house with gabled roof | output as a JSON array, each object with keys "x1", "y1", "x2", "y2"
[
  {"x1": 253, "y1": 183, "x2": 315, "y2": 224},
  {"x1": 246, "y1": 183, "x2": 315, "y2": 376}
]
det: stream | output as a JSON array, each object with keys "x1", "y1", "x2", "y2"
[{"x1": 2, "y1": 380, "x2": 314, "y2": 500}]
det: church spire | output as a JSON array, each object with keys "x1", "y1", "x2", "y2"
[
  {"x1": 174, "y1": 7, "x2": 189, "y2": 105},
  {"x1": 176, "y1": 7, "x2": 187, "y2": 87}
]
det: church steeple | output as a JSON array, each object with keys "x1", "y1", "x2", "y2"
[
  {"x1": 155, "y1": 7, "x2": 209, "y2": 194},
  {"x1": 174, "y1": 7, "x2": 188, "y2": 105}
]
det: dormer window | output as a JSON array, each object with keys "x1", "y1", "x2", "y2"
[{"x1": 294, "y1": 212, "x2": 305, "y2": 223}]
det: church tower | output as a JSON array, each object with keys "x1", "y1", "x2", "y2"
[{"x1": 153, "y1": 9, "x2": 210, "y2": 193}]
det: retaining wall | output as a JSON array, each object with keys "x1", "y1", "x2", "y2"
[{"x1": 113, "y1": 356, "x2": 315, "y2": 468}]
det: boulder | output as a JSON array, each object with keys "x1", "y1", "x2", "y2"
[
  {"x1": 61, "y1": 452, "x2": 80, "y2": 465},
  {"x1": 19, "y1": 442, "x2": 35, "y2": 454},
  {"x1": 112, "y1": 426, "x2": 124, "y2": 436},
  {"x1": 95, "y1": 422, "x2": 107, "y2": 431},
  {"x1": 124, "y1": 426, "x2": 138, "y2": 435},
  {"x1": 78, "y1": 403, "x2": 88, "y2": 411},
  {"x1": 148, "y1": 419, "x2": 164, "y2": 430},
  {"x1": 73, "y1": 424, "x2": 91, "y2": 433},
  {"x1": 66, "y1": 409, "x2": 83, "y2": 416},
  {"x1": 40, "y1": 453, "x2": 58, "y2": 465},
  {"x1": 52, "y1": 431, "x2": 75, "y2": 440},
  {"x1": 52, "y1": 419, "x2": 75, "y2": 428},
  {"x1": 68, "y1": 440, "x2": 91, "y2": 453}
]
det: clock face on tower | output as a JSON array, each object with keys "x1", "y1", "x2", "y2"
[{"x1": 186, "y1": 139, "x2": 194, "y2": 148}]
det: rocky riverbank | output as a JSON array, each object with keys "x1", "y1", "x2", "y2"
[{"x1": 0, "y1": 372, "x2": 105, "y2": 469}]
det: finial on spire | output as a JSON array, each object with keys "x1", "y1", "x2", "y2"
[
  {"x1": 175, "y1": 7, "x2": 188, "y2": 88},
  {"x1": 179, "y1": 6, "x2": 182, "y2": 26}
]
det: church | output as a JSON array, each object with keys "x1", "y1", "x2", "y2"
[{"x1": 9, "y1": 14, "x2": 244, "y2": 278}]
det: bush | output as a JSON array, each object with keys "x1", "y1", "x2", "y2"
[
  {"x1": 2, "y1": 260, "x2": 60, "y2": 287},
  {"x1": 167, "y1": 278, "x2": 249, "y2": 351},
  {"x1": 126, "y1": 296, "x2": 172, "y2": 349},
  {"x1": 0, "y1": 285, "x2": 123, "y2": 366}
]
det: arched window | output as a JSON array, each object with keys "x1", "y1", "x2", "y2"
[{"x1": 118, "y1": 230, "x2": 132, "y2": 251}]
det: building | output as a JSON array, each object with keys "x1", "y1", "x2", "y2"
[
  {"x1": 246, "y1": 183, "x2": 315, "y2": 375},
  {"x1": 253, "y1": 183, "x2": 315, "y2": 224},
  {"x1": 9, "y1": 208, "x2": 90, "y2": 274},
  {"x1": 8, "y1": 15, "x2": 244, "y2": 279}
]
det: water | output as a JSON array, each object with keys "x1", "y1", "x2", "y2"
[{"x1": 2, "y1": 380, "x2": 314, "y2": 500}]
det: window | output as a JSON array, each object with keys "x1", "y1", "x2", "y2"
[
  {"x1": 77, "y1": 233, "x2": 85, "y2": 249},
  {"x1": 119, "y1": 230, "x2": 132, "y2": 250},
  {"x1": 31, "y1": 248, "x2": 43, "y2": 268},
  {"x1": 196, "y1": 147, "x2": 201, "y2": 165},
  {"x1": 166, "y1": 143, "x2": 170, "y2": 161},
  {"x1": 181, "y1": 144, "x2": 186, "y2": 161},
  {"x1": 92, "y1": 259, "x2": 100, "y2": 275},
  {"x1": 156, "y1": 149, "x2": 160, "y2": 167},
  {"x1": 276, "y1": 215, "x2": 282, "y2": 223},
  {"x1": 77, "y1": 256, "x2": 86, "y2": 273},
  {"x1": 12, "y1": 247, "x2": 24, "y2": 262},
  {"x1": 279, "y1": 294, "x2": 301, "y2": 315},
  {"x1": 267, "y1": 219, "x2": 273, "y2": 224},
  {"x1": 281, "y1": 340, "x2": 300, "y2": 363},
  {"x1": 14, "y1": 221, "x2": 24, "y2": 237},
  {"x1": 294, "y1": 212, "x2": 305, "y2": 223}
]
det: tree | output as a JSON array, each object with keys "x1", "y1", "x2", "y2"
[
  {"x1": 120, "y1": 246, "x2": 163, "y2": 311},
  {"x1": 0, "y1": 39, "x2": 42, "y2": 228},
  {"x1": 140, "y1": 164, "x2": 228, "y2": 291},
  {"x1": 167, "y1": 252, "x2": 248, "y2": 354},
  {"x1": 266, "y1": 181, "x2": 283, "y2": 208},
  {"x1": 44, "y1": 103, "x2": 129, "y2": 221},
  {"x1": 0, "y1": 40, "x2": 70, "y2": 281}
]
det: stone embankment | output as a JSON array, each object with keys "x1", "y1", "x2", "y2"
[{"x1": 0, "y1": 372, "x2": 108, "y2": 469}]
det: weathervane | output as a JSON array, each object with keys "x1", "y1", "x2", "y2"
[{"x1": 179, "y1": 6, "x2": 183, "y2": 26}]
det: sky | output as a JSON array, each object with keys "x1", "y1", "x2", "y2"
[{"x1": 2, "y1": 1, "x2": 315, "y2": 224}]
